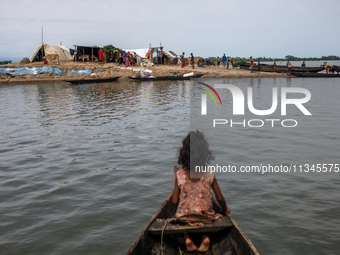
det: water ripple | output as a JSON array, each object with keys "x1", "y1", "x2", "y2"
[{"x1": 0, "y1": 78, "x2": 340, "y2": 254}]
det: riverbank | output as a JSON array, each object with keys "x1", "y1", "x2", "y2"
[{"x1": 0, "y1": 60, "x2": 287, "y2": 85}]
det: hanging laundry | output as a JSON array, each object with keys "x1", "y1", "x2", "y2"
[{"x1": 98, "y1": 49, "x2": 105, "y2": 61}]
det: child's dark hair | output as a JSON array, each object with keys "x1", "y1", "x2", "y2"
[{"x1": 178, "y1": 130, "x2": 215, "y2": 170}]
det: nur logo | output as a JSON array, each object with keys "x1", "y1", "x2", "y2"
[
  {"x1": 197, "y1": 82, "x2": 223, "y2": 115},
  {"x1": 198, "y1": 84, "x2": 312, "y2": 116}
]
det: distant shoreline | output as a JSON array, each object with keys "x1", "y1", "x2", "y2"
[
  {"x1": 0, "y1": 60, "x2": 289, "y2": 85},
  {"x1": 2, "y1": 55, "x2": 340, "y2": 67}
]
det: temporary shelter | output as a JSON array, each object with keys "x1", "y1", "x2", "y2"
[
  {"x1": 123, "y1": 48, "x2": 149, "y2": 59},
  {"x1": 145, "y1": 47, "x2": 180, "y2": 65},
  {"x1": 163, "y1": 51, "x2": 180, "y2": 65},
  {"x1": 74, "y1": 45, "x2": 102, "y2": 62},
  {"x1": 29, "y1": 44, "x2": 72, "y2": 62}
]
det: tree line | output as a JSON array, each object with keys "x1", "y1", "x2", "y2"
[{"x1": 0, "y1": 60, "x2": 12, "y2": 65}]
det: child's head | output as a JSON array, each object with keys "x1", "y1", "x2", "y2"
[{"x1": 178, "y1": 130, "x2": 215, "y2": 170}]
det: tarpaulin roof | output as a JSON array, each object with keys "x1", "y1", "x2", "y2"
[
  {"x1": 29, "y1": 44, "x2": 73, "y2": 62},
  {"x1": 123, "y1": 48, "x2": 149, "y2": 58},
  {"x1": 164, "y1": 51, "x2": 177, "y2": 60}
]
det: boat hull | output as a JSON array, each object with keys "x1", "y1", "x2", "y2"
[
  {"x1": 65, "y1": 76, "x2": 120, "y2": 84},
  {"x1": 292, "y1": 72, "x2": 340, "y2": 78},
  {"x1": 126, "y1": 166, "x2": 259, "y2": 255},
  {"x1": 239, "y1": 63, "x2": 324, "y2": 73}
]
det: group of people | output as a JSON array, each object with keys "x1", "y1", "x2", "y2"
[
  {"x1": 181, "y1": 52, "x2": 195, "y2": 69},
  {"x1": 117, "y1": 51, "x2": 138, "y2": 67},
  {"x1": 216, "y1": 54, "x2": 232, "y2": 68},
  {"x1": 180, "y1": 52, "x2": 235, "y2": 69},
  {"x1": 249, "y1": 56, "x2": 264, "y2": 73},
  {"x1": 249, "y1": 56, "x2": 308, "y2": 76}
]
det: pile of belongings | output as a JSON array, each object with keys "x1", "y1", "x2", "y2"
[{"x1": 140, "y1": 60, "x2": 154, "y2": 67}]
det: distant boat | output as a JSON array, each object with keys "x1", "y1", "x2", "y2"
[
  {"x1": 292, "y1": 72, "x2": 340, "y2": 78},
  {"x1": 239, "y1": 63, "x2": 324, "y2": 73},
  {"x1": 128, "y1": 73, "x2": 204, "y2": 81},
  {"x1": 65, "y1": 76, "x2": 120, "y2": 84},
  {"x1": 125, "y1": 166, "x2": 260, "y2": 255}
]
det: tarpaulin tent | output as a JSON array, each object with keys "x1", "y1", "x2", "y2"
[
  {"x1": 123, "y1": 48, "x2": 149, "y2": 58},
  {"x1": 29, "y1": 44, "x2": 73, "y2": 62}
]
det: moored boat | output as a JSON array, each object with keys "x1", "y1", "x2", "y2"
[
  {"x1": 128, "y1": 73, "x2": 204, "y2": 81},
  {"x1": 292, "y1": 72, "x2": 340, "y2": 78},
  {"x1": 65, "y1": 76, "x2": 121, "y2": 84},
  {"x1": 126, "y1": 166, "x2": 260, "y2": 255},
  {"x1": 239, "y1": 63, "x2": 324, "y2": 73}
]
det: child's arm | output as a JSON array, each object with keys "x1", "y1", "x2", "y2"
[
  {"x1": 172, "y1": 175, "x2": 180, "y2": 204},
  {"x1": 212, "y1": 178, "x2": 230, "y2": 214}
]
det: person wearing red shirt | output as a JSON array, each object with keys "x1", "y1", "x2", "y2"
[{"x1": 250, "y1": 56, "x2": 254, "y2": 73}]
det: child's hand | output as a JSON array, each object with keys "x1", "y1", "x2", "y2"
[{"x1": 220, "y1": 206, "x2": 231, "y2": 215}]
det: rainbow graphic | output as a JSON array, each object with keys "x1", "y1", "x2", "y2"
[{"x1": 197, "y1": 82, "x2": 222, "y2": 106}]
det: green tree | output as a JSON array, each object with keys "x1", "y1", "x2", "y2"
[
  {"x1": 103, "y1": 45, "x2": 122, "y2": 53},
  {"x1": 0, "y1": 60, "x2": 12, "y2": 65}
]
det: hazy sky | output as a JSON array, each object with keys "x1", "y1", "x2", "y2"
[{"x1": 1, "y1": 0, "x2": 339, "y2": 61}]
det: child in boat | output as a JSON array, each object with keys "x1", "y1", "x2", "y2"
[{"x1": 172, "y1": 130, "x2": 230, "y2": 252}]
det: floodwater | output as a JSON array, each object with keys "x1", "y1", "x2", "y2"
[{"x1": 0, "y1": 69, "x2": 340, "y2": 254}]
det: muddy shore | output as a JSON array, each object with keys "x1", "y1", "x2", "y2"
[{"x1": 0, "y1": 60, "x2": 287, "y2": 85}]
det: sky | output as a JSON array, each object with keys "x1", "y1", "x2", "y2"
[{"x1": 1, "y1": 0, "x2": 340, "y2": 62}]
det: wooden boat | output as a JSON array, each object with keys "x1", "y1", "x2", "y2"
[
  {"x1": 128, "y1": 73, "x2": 205, "y2": 81},
  {"x1": 239, "y1": 63, "x2": 324, "y2": 73},
  {"x1": 292, "y1": 72, "x2": 340, "y2": 78},
  {"x1": 65, "y1": 76, "x2": 120, "y2": 84},
  {"x1": 126, "y1": 166, "x2": 260, "y2": 255}
]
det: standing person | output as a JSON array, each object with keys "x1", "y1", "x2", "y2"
[
  {"x1": 324, "y1": 62, "x2": 329, "y2": 74},
  {"x1": 217, "y1": 56, "x2": 220, "y2": 66},
  {"x1": 258, "y1": 60, "x2": 261, "y2": 72},
  {"x1": 250, "y1": 56, "x2": 254, "y2": 73},
  {"x1": 125, "y1": 54, "x2": 130, "y2": 67},
  {"x1": 226, "y1": 57, "x2": 229, "y2": 69},
  {"x1": 286, "y1": 61, "x2": 292, "y2": 76},
  {"x1": 173, "y1": 131, "x2": 230, "y2": 252},
  {"x1": 134, "y1": 53, "x2": 138, "y2": 65},
  {"x1": 162, "y1": 50, "x2": 166, "y2": 65},
  {"x1": 228, "y1": 57, "x2": 232, "y2": 69},
  {"x1": 301, "y1": 61, "x2": 306, "y2": 67},
  {"x1": 273, "y1": 62, "x2": 277, "y2": 73},
  {"x1": 190, "y1": 53, "x2": 195, "y2": 69},
  {"x1": 181, "y1": 52, "x2": 187, "y2": 68},
  {"x1": 222, "y1": 54, "x2": 227, "y2": 67}
]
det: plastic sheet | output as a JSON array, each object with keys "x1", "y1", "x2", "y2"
[
  {"x1": 67, "y1": 69, "x2": 77, "y2": 74},
  {"x1": 0, "y1": 67, "x2": 63, "y2": 76},
  {"x1": 66, "y1": 69, "x2": 92, "y2": 75},
  {"x1": 76, "y1": 69, "x2": 92, "y2": 75},
  {"x1": 183, "y1": 72, "x2": 194, "y2": 77},
  {"x1": 0, "y1": 67, "x2": 93, "y2": 76}
]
